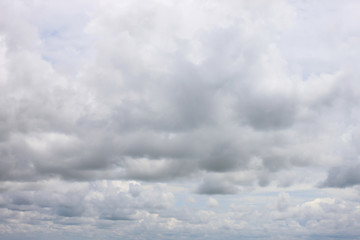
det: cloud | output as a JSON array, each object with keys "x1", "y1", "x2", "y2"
[
  {"x1": 321, "y1": 165, "x2": 360, "y2": 188},
  {"x1": 1, "y1": 0, "x2": 360, "y2": 239},
  {"x1": 238, "y1": 92, "x2": 297, "y2": 130},
  {"x1": 197, "y1": 175, "x2": 238, "y2": 195},
  {"x1": 271, "y1": 195, "x2": 360, "y2": 238},
  {"x1": 207, "y1": 197, "x2": 219, "y2": 208},
  {"x1": 0, "y1": 0, "x2": 358, "y2": 192},
  {"x1": 0, "y1": 180, "x2": 175, "y2": 228},
  {"x1": 276, "y1": 192, "x2": 290, "y2": 211},
  {"x1": 0, "y1": 0, "x2": 326, "y2": 185}
]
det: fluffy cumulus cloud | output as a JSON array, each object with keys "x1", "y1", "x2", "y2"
[{"x1": 1, "y1": 0, "x2": 360, "y2": 239}]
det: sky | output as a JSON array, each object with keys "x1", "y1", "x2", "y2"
[{"x1": 1, "y1": 0, "x2": 360, "y2": 239}]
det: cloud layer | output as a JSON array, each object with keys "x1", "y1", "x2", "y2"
[{"x1": 1, "y1": 0, "x2": 360, "y2": 239}]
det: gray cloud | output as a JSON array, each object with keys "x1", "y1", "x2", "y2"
[
  {"x1": 197, "y1": 175, "x2": 238, "y2": 195},
  {"x1": 238, "y1": 93, "x2": 297, "y2": 130},
  {"x1": 0, "y1": 0, "x2": 357, "y2": 195},
  {"x1": 0, "y1": 0, "x2": 338, "y2": 188},
  {"x1": 321, "y1": 165, "x2": 360, "y2": 188}
]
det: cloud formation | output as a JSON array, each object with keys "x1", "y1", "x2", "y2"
[
  {"x1": 1, "y1": 0, "x2": 360, "y2": 239},
  {"x1": 2, "y1": 0, "x2": 357, "y2": 187}
]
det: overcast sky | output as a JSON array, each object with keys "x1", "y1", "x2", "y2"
[{"x1": 1, "y1": 0, "x2": 360, "y2": 239}]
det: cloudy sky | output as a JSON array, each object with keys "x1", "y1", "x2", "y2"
[{"x1": 1, "y1": 0, "x2": 360, "y2": 239}]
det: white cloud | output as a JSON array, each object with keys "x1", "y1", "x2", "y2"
[{"x1": 207, "y1": 197, "x2": 219, "y2": 208}]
